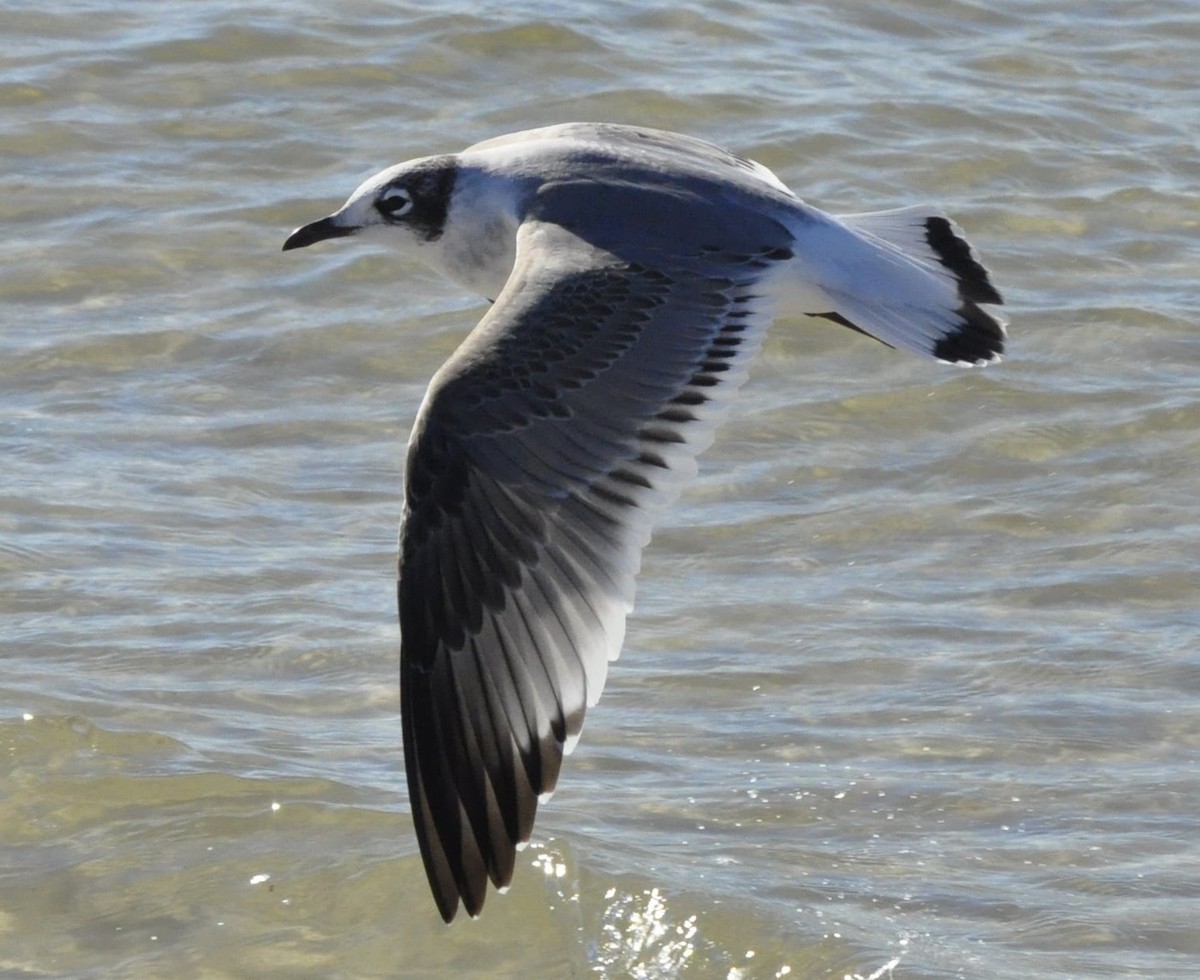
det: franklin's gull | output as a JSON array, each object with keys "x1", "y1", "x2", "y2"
[{"x1": 282, "y1": 122, "x2": 1006, "y2": 922}]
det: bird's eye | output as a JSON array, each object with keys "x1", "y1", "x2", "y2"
[{"x1": 378, "y1": 186, "x2": 413, "y2": 219}]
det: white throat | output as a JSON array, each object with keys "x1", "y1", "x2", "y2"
[{"x1": 421, "y1": 167, "x2": 525, "y2": 301}]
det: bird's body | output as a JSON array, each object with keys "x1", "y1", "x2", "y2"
[{"x1": 282, "y1": 122, "x2": 1005, "y2": 922}]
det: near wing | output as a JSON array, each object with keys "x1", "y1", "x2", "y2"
[{"x1": 399, "y1": 198, "x2": 794, "y2": 921}]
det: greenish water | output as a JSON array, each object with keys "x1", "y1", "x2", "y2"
[{"x1": 3, "y1": 1, "x2": 1199, "y2": 977}]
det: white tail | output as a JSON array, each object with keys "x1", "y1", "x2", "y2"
[{"x1": 782, "y1": 205, "x2": 1006, "y2": 365}]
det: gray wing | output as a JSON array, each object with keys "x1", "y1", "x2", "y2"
[
  {"x1": 400, "y1": 193, "x2": 795, "y2": 922},
  {"x1": 465, "y1": 121, "x2": 797, "y2": 199}
]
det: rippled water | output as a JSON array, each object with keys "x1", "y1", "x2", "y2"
[{"x1": 3, "y1": 1, "x2": 1199, "y2": 977}]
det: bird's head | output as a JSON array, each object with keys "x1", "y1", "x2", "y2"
[{"x1": 282, "y1": 156, "x2": 459, "y2": 253}]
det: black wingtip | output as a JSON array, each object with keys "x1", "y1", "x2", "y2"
[
  {"x1": 924, "y1": 216, "x2": 1004, "y2": 306},
  {"x1": 922, "y1": 215, "x2": 1007, "y2": 365},
  {"x1": 932, "y1": 303, "x2": 1007, "y2": 365},
  {"x1": 436, "y1": 894, "x2": 459, "y2": 924}
]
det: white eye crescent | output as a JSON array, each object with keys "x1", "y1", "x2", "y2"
[{"x1": 378, "y1": 186, "x2": 413, "y2": 218}]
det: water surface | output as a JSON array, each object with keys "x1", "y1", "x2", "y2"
[{"x1": 3, "y1": 1, "x2": 1199, "y2": 977}]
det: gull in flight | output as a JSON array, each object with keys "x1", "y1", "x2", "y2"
[{"x1": 282, "y1": 122, "x2": 1006, "y2": 922}]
